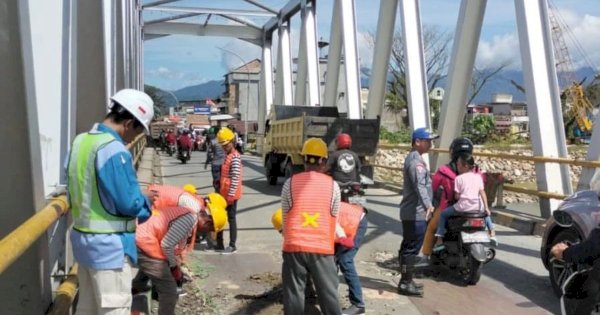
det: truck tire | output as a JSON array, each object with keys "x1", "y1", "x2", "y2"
[
  {"x1": 266, "y1": 162, "x2": 278, "y2": 185},
  {"x1": 284, "y1": 161, "x2": 294, "y2": 179}
]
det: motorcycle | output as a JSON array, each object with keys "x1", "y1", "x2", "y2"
[
  {"x1": 167, "y1": 143, "x2": 177, "y2": 157},
  {"x1": 194, "y1": 136, "x2": 206, "y2": 151},
  {"x1": 552, "y1": 210, "x2": 600, "y2": 315},
  {"x1": 338, "y1": 175, "x2": 374, "y2": 206},
  {"x1": 178, "y1": 149, "x2": 191, "y2": 164},
  {"x1": 429, "y1": 212, "x2": 496, "y2": 285}
]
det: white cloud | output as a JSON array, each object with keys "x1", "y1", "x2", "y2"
[
  {"x1": 219, "y1": 40, "x2": 262, "y2": 70},
  {"x1": 476, "y1": 33, "x2": 520, "y2": 70}
]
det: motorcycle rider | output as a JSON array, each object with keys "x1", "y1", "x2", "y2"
[
  {"x1": 433, "y1": 153, "x2": 497, "y2": 247},
  {"x1": 421, "y1": 137, "x2": 479, "y2": 257},
  {"x1": 326, "y1": 133, "x2": 362, "y2": 193},
  {"x1": 551, "y1": 228, "x2": 600, "y2": 315},
  {"x1": 166, "y1": 128, "x2": 177, "y2": 154},
  {"x1": 178, "y1": 129, "x2": 193, "y2": 159}
]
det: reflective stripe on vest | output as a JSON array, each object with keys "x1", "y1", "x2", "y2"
[
  {"x1": 220, "y1": 151, "x2": 242, "y2": 200},
  {"x1": 336, "y1": 202, "x2": 364, "y2": 242},
  {"x1": 283, "y1": 172, "x2": 336, "y2": 255},
  {"x1": 136, "y1": 207, "x2": 195, "y2": 261},
  {"x1": 68, "y1": 132, "x2": 136, "y2": 233},
  {"x1": 148, "y1": 184, "x2": 204, "y2": 214}
]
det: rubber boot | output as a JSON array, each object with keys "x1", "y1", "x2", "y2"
[{"x1": 397, "y1": 254, "x2": 424, "y2": 296}]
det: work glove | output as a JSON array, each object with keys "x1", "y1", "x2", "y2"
[
  {"x1": 170, "y1": 265, "x2": 183, "y2": 282},
  {"x1": 337, "y1": 237, "x2": 354, "y2": 249},
  {"x1": 226, "y1": 195, "x2": 236, "y2": 206}
]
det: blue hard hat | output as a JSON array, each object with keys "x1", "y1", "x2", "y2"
[{"x1": 412, "y1": 127, "x2": 439, "y2": 141}]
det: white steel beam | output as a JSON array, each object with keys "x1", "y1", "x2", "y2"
[
  {"x1": 144, "y1": 22, "x2": 262, "y2": 40},
  {"x1": 145, "y1": 12, "x2": 201, "y2": 25},
  {"x1": 323, "y1": 0, "x2": 342, "y2": 108},
  {"x1": 244, "y1": 0, "x2": 278, "y2": 14},
  {"x1": 264, "y1": 0, "x2": 301, "y2": 33},
  {"x1": 304, "y1": 2, "x2": 320, "y2": 106},
  {"x1": 434, "y1": 0, "x2": 487, "y2": 169},
  {"x1": 258, "y1": 39, "x2": 274, "y2": 154},
  {"x1": 339, "y1": 0, "x2": 362, "y2": 119},
  {"x1": 366, "y1": 0, "x2": 398, "y2": 119},
  {"x1": 515, "y1": 0, "x2": 572, "y2": 217},
  {"x1": 219, "y1": 14, "x2": 262, "y2": 30},
  {"x1": 399, "y1": 0, "x2": 431, "y2": 131},
  {"x1": 145, "y1": 6, "x2": 276, "y2": 17},
  {"x1": 75, "y1": 0, "x2": 108, "y2": 133},
  {"x1": 0, "y1": 1, "x2": 55, "y2": 313},
  {"x1": 142, "y1": 0, "x2": 181, "y2": 9},
  {"x1": 276, "y1": 22, "x2": 293, "y2": 105},
  {"x1": 295, "y1": 24, "x2": 308, "y2": 106}
]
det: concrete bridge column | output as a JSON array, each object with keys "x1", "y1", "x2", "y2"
[
  {"x1": 338, "y1": 0, "x2": 362, "y2": 119},
  {"x1": 275, "y1": 21, "x2": 293, "y2": 105},
  {"x1": 323, "y1": 0, "x2": 342, "y2": 109},
  {"x1": 257, "y1": 37, "x2": 274, "y2": 154}
]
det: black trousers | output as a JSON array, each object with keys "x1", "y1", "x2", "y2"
[{"x1": 216, "y1": 200, "x2": 238, "y2": 248}]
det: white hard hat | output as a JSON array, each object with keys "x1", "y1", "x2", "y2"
[{"x1": 109, "y1": 89, "x2": 154, "y2": 132}]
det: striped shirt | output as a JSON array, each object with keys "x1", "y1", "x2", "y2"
[
  {"x1": 227, "y1": 154, "x2": 242, "y2": 197},
  {"x1": 160, "y1": 212, "x2": 197, "y2": 267}
]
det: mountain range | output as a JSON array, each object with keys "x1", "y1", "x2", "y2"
[{"x1": 160, "y1": 67, "x2": 597, "y2": 106}]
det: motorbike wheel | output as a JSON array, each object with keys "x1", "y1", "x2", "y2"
[
  {"x1": 549, "y1": 229, "x2": 581, "y2": 297},
  {"x1": 462, "y1": 255, "x2": 483, "y2": 285}
]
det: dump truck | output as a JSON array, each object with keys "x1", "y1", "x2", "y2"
[
  {"x1": 149, "y1": 121, "x2": 176, "y2": 141},
  {"x1": 263, "y1": 105, "x2": 380, "y2": 185}
]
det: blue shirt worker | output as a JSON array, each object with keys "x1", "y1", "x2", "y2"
[
  {"x1": 66, "y1": 89, "x2": 155, "y2": 315},
  {"x1": 397, "y1": 127, "x2": 438, "y2": 297}
]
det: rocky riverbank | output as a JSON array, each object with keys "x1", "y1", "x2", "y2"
[{"x1": 371, "y1": 145, "x2": 589, "y2": 204}]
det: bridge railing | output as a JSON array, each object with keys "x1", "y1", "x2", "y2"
[
  {"x1": 372, "y1": 143, "x2": 600, "y2": 203},
  {"x1": 0, "y1": 133, "x2": 147, "y2": 315}
]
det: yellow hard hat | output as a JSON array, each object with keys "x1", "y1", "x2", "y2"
[
  {"x1": 301, "y1": 137, "x2": 328, "y2": 159},
  {"x1": 207, "y1": 202, "x2": 228, "y2": 232},
  {"x1": 216, "y1": 127, "x2": 235, "y2": 145},
  {"x1": 271, "y1": 208, "x2": 283, "y2": 232},
  {"x1": 207, "y1": 192, "x2": 227, "y2": 210},
  {"x1": 183, "y1": 184, "x2": 197, "y2": 195}
]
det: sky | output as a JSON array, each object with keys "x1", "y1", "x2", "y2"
[{"x1": 143, "y1": 0, "x2": 600, "y2": 91}]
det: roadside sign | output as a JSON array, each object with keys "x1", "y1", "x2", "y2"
[{"x1": 193, "y1": 105, "x2": 211, "y2": 115}]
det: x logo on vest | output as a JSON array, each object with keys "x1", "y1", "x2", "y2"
[{"x1": 302, "y1": 212, "x2": 320, "y2": 228}]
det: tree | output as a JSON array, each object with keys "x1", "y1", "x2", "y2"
[
  {"x1": 463, "y1": 114, "x2": 496, "y2": 144},
  {"x1": 468, "y1": 63, "x2": 511, "y2": 104},
  {"x1": 144, "y1": 85, "x2": 168, "y2": 119}
]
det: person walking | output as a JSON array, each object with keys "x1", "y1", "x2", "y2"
[
  {"x1": 397, "y1": 127, "x2": 438, "y2": 297},
  {"x1": 336, "y1": 202, "x2": 368, "y2": 315},
  {"x1": 280, "y1": 137, "x2": 342, "y2": 315},
  {"x1": 204, "y1": 126, "x2": 225, "y2": 191},
  {"x1": 66, "y1": 89, "x2": 155, "y2": 315},
  {"x1": 215, "y1": 127, "x2": 243, "y2": 253}
]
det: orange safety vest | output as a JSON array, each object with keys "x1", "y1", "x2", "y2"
[
  {"x1": 136, "y1": 207, "x2": 196, "y2": 261},
  {"x1": 336, "y1": 202, "x2": 364, "y2": 242},
  {"x1": 148, "y1": 184, "x2": 205, "y2": 212},
  {"x1": 283, "y1": 172, "x2": 336, "y2": 255},
  {"x1": 220, "y1": 151, "x2": 243, "y2": 200}
]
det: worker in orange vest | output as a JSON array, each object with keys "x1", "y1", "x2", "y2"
[
  {"x1": 148, "y1": 183, "x2": 204, "y2": 214},
  {"x1": 132, "y1": 194, "x2": 228, "y2": 315},
  {"x1": 280, "y1": 137, "x2": 342, "y2": 315},
  {"x1": 215, "y1": 127, "x2": 243, "y2": 254}
]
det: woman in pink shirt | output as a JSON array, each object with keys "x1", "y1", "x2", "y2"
[{"x1": 434, "y1": 153, "x2": 498, "y2": 246}]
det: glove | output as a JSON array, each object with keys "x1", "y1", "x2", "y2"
[
  {"x1": 226, "y1": 195, "x2": 236, "y2": 205},
  {"x1": 170, "y1": 266, "x2": 183, "y2": 282},
  {"x1": 337, "y1": 237, "x2": 354, "y2": 249}
]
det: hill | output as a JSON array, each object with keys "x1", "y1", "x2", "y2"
[{"x1": 173, "y1": 80, "x2": 225, "y2": 103}]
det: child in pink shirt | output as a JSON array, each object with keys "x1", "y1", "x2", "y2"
[{"x1": 434, "y1": 153, "x2": 497, "y2": 246}]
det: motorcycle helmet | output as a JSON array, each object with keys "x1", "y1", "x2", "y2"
[
  {"x1": 336, "y1": 133, "x2": 352, "y2": 149},
  {"x1": 449, "y1": 137, "x2": 474, "y2": 162}
]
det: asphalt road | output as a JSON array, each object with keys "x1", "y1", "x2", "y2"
[{"x1": 155, "y1": 149, "x2": 560, "y2": 315}]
